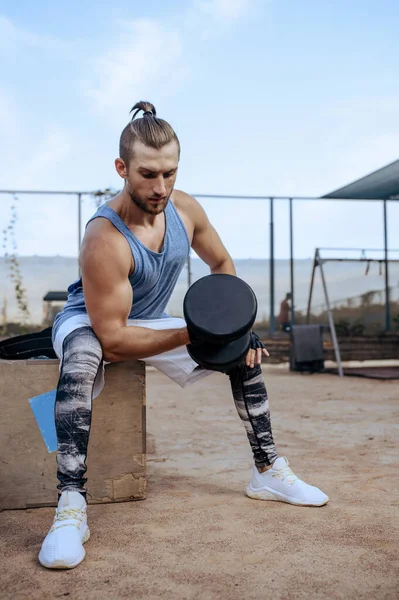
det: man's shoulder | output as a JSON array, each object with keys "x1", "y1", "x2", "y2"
[
  {"x1": 80, "y1": 222, "x2": 132, "y2": 277},
  {"x1": 85, "y1": 215, "x2": 120, "y2": 240},
  {"x1": 172, "y1": 189, "x2": 196, "y2": 208},
  {"x1": 172, "y1": 189, "x2": 204, "y2": 218},
  {"x1": 82, "y1": 217, "x2": 129, "y2": 257}
]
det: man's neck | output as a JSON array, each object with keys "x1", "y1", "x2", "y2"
[{"x1": 113, "y1": 188, "x2": 164, "y2": 228}]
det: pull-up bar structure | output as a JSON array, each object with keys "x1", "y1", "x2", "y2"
[{"x1": 306, "y1": 247, "x2": 399, "y2": 376}]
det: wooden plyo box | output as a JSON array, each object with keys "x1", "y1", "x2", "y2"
[{"x1": 0, "y1": 359, "x2": 146, "y2": 510}]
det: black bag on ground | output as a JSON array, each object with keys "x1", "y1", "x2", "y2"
[
  {"x1": 290, "y1": 324, "x2": 324, "y2": 373},
  {"x1": 0, "y1": 327, "x2": 57, "y2": 360}
]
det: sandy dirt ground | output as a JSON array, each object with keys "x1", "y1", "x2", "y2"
[{"x1": 1, "y1": 365, "x2": 398, "y2": 600}]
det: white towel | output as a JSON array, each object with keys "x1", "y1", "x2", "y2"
[{"x1": 53, "y1": 314, "x2": 214, "y2": 397}]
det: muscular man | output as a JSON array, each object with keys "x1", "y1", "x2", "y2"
[{"x1": 39, "y1": 102, "x2": 328, "y2": 570}]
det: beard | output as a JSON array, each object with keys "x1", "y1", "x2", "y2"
[{"x1": 127, "y1": 183, "x2": 171, "y2": 216}]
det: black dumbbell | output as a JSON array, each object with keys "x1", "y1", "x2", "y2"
[{"x1": 183, "y1": 274, "x2": 258, "y2": 372}]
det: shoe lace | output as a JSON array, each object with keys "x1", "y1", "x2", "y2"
[
  {"x1": 51, "y1": 508, "x2": 85, "y2": 532},
  {"x1": 272, "y1": 465, "x2": 298, "y2": 485}
]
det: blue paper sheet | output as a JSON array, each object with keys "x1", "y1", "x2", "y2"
[{"x1": 29, "y1": 390, "x2": 57, "y2": 453}]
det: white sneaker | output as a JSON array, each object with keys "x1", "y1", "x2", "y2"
[
  {"x1": 39, "y1": 491, "x2": 90, "y2": 569},
  {"x1": 246, "y1": 457, "x2": 329, "y2": 506}
]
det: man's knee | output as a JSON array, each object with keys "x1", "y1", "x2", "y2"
[{"x1": 60, "y1": 326, "x2": 103, "y2": 378}]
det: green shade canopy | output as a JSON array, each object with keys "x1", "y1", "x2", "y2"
[{"x1": 323, "y1": 159, "x2": 399, "y2": 200}]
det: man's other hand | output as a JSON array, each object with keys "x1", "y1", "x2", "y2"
[{"x1": 246, "y1": 331, "x2": 269, "y2": 368}]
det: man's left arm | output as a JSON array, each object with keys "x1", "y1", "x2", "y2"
[
  {"x1": 189, "y1": 198, "x2": 236, "y2": 276},
  {"x1": 186, "y1": 195, "x2": 269, "y2": 367}
]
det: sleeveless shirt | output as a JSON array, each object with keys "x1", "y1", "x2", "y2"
[{"x1": 52, "y1": 200, "x2": 190, "y2": 339}]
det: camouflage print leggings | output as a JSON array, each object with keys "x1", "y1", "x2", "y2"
[{"x1": 55, "y1": 327, "x2": 278, "y2": 494}]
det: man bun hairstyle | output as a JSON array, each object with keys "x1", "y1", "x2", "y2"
[
  {"x1": 130, "y1": 101, "x2": 157, "y2": 119},
  {"x1": 119, "y1": 101, "x2": 180, "y2": 165}
]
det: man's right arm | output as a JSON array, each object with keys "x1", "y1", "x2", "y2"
[{"x1": 81, "y1": 225, "x2": 190, "y2": 362}]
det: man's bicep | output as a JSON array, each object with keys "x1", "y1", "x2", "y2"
[
  {"x1": 81, "y1": 239, "x2": 132, "y2": 345},
  {"x1": 191, "y1": 205, "x2": 231, "y2": 270}
]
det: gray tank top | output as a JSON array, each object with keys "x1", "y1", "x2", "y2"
[{"x1": 52, "y1": 200, "x2": 190, "y2": 339}]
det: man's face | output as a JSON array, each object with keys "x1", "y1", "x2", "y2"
[{"x1": 120, "y1": 141, "x2": 179, "y2": 215}]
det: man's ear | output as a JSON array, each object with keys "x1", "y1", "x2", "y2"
[{"x1": 115, "y1": 158, "x2": 127, "y2": 179}]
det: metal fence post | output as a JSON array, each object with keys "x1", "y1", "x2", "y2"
[
  {"x1": 383, "y1": 199, "x2": 390, "y2": 330},
  {"x1": 289, "y1": 198, "x2": 294, "y2": 326},
  {"x1": 269, "y1": 197, "x2": 275, "y2": 332}
]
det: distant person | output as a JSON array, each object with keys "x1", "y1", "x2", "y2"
[
  {"x1": 39, "y1": 102, "x2": 328, "y2": 570},
  {"x1": 278, "y1": 293, "x2": 292, "y2": 332}
]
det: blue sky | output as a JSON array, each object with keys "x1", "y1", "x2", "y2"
[{"x1": 0, "y1": 0, "x2": 398, "y2": 259}]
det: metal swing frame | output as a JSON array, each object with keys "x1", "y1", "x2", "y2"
[{"x1": 306, "y1": 247, "x2": 399, "y2": 377}]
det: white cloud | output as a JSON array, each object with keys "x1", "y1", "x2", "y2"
[
  {"x1": 84, "y1": 1, "x2": 262, "y2": 118},
  {"x1": 85, "y1": 18, "x2": 185, "y2": 118}
]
